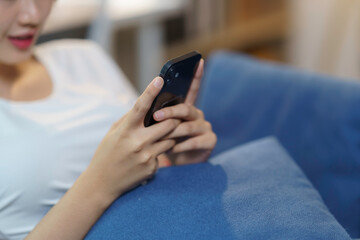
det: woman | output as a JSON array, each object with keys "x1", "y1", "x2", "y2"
[{"x1": 0, "y1": 0, "x2": 216, "y2": 239}]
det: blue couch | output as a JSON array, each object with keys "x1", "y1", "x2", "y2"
[
  {"x1": 87, "y1": 138, "x2": 350, "y2": 240},
  {"x1": 86, "y1": 52, "x2": 358, "y2": 239},
  {"x1": 197, "y1": 52, "x2": 360, "y2": 238}
]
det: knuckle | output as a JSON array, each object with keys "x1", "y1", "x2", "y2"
[
  {"x1": 132, "y1": 102, "x2": 143, "y2": 114},
  {"x1": 145, "y1": 160, "x2": 157, "y2": 178},
  {"x1": 132, "y1": 138, "x2": 146, "y2": 153},
  {"x1": 204, "y1": 121, "x2": 212, "y2": 130},
  {"x1": 197, "y1": 109, "x2": 204, "y2": 118},
  {"x1": 116, "y1": 131, "x2": 129, "y2": 144},
  {"x1": 183, "y1": 105, "x2": 191, "y2": 117},
  {"x1": 140, "y1": 151, "x2": 153, "y2": 164},
  {"x1": 211, "y1": 133, "x2": 218, "y2": 145}
]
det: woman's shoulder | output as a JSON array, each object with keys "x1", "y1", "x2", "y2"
[
  {"x1": 34, "y1": 39, "x2": 115, "y2": 83},
  {"x1": 35, "y1": 38, "x2": 118, "y2": 76}
]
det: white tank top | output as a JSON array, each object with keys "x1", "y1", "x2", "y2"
[{"x1": 0, "y1": 39, "x2": 138, "y2": 239}]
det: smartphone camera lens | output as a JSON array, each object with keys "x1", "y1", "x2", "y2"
[{"x1": 175, "y1": 72, "x2": 180, "y2": 78}]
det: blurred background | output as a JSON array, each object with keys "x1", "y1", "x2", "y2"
[{"x1": 37, "y1": 0, "x2": 360, "y2": 92}]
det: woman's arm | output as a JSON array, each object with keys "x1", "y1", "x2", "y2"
[
  {"x1": 26, "y1": 77, "x2": 180, "y2": 239},
  {"x1": 25, "y1": 168, "x2": 114, "y2": 239}
]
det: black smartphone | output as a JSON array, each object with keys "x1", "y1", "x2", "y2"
[{"x1": 144, "y1": 51, "x2": 202, "y2": 127}]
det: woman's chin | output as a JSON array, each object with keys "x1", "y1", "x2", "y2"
[{"x1": 0, "y1": 50, "x2": 33, "y2": 66}]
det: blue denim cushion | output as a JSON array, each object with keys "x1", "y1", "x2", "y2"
[
  {"x1": 196, "y1": 52, "x2": 360, "y2": 237},
  {"x1": 86, "y1": 138, "x2": 350, "y2": 240}
]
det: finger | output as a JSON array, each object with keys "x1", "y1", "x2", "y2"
[
  {"x1": 150, "y1": 139, "x2": 177, "y2": 157},
  {"x1": 146, "y1": 157, "x2": 159, "y2": 180},
  {"x1": 163, "y1": 120, "x2": 211, "y2": 139},
  {"x1": 185, "y1": 58, "x2": 204, "y2": 105},
  {"x1": 129, "y1": 77, "x2": 164, "y2": 125},
  {"x1": 153, "y1": 103, "x2": 200, "y2": 122},
  {"x1": 140, "y1": 157, "x2": 157, "y2": 186},
  {"x1": 157, "y1": 153, "x2": 172, "y2": 167},
  {"x1": 137, "y1": 152, "x2": 159, "y2": 183},
  {"x1": 142, "y1": 119, "x2": 181, "y2": 143},
  {"x1": 171, "y1": 133, "x2": 217, "y2": 153}
]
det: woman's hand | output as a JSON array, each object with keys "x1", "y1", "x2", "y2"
[
  {"x1": 155, "y1": 59, "x2": 217, "y2": 166},
  {"x1": 87, "y1": 77, "x2": 180, "y2": 201},
  {"x1": 154, "y1": 103, "x2": 217, "y2": 165}
]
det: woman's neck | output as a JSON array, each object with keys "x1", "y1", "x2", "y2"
[
  {"x1": 0, "y1": 57, "x2": 36, "y2": 84},
  {"x1": 0, "y1": 55, "x2": 52, "y2": 102}
]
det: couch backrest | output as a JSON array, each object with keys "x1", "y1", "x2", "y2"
[{"x1": 196, "y1": 52, "x2": 360, "y2": 238}]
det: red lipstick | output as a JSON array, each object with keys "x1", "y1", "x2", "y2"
[{"x1": 8, "y1": 33, "x2": 35, "y2": 50}]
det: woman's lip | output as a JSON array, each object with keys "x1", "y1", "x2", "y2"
[
  {"x1": 8, "y1": 36, "x2": 34, "y2": 50},
  {"x1": 9, "y1": 30, "x2": 36, "y2": 38},
  {"x1": 9, "y1": 34, "x2": 35, "y2": 38}
]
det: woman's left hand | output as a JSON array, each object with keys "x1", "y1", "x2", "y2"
[
  {"x1": 154, "y1": 103, "x2": 217, "y2": 165},
  {"x1": 154, "y1": 59, "x2": 217, "y2": 166}
]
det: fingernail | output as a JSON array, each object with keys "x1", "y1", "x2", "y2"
[
  {"x1": 154, "y1": 110, "x2": 164, "y2": 120},
  {"x1": 153, "y1": 77, "x2": 163, "y2": 89}
]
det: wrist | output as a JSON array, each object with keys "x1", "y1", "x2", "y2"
[{"x1": 80, "y1": 166, "x2": 118, "y2": 210}]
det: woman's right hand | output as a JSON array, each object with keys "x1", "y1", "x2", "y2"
[
  {"x1": 86, "y1": 77, "x2": 179, "y2": 201},
  {"x1": 26, "y1": 78, "x2": 178, "y2": 240}
]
